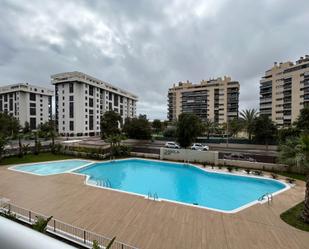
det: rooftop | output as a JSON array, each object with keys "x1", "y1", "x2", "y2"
[
  {"x1": 51, "y1": 71, "x2": 138, "y2": 100},
  {"x1": 0, "y1": 83, "x2": 54, "y2": 95}
]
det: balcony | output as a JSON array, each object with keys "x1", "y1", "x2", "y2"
[{"x1": 260, "y1": 98, "x2": 272, "y2": 104}]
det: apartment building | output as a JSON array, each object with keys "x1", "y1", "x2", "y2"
[
  {"x1": 0, "y1": 83, "x2": 53, "y2": 129},
  {"x1": 51, "y1": 71, "x2": 137, "y2": 136},
  {"x1": 168, "y1": 76, "x2": 239, "y2": 124},
  {"x1": 260, "y1": 55, "x2": 309, "y2": 127}
]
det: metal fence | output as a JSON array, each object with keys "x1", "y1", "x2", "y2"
[{"x1": 0, "y1": 200, "x2": 138, "y2": 249}]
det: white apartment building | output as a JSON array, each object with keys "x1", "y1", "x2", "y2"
[
  {"x1": 0, "y1": 83, "x2": 53, "y2": 129},
  {"x1": 51, "y1": 71, "x2": 138, "y2": 136}
]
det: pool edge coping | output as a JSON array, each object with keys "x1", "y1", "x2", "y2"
[{"x1": 8, "y1": 159, "x2": 97, "y2": 176}]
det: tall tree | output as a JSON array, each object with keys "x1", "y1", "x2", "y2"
[
  {"x1": 176, "y1": 113, "x2": 203, "y2": 148},
  {"x1": 295, "y1": 107, "x2": 309, "y2": 133},
  {"x1": 228, "y1": 118, "x2": 244, "y2": 138},
  {"x1": 100, "y1": 111, "x2": 122, "y2": 139},
  {"x1": 23, "y1": 121, "x2": 31, "y2": 133},
  {"x1": 204, "y1": 119, "x2": 217, "y2": 139},
  {"x1": 0, "y1": 135, "x2": 7, "y2": 161},
  {"x1": 240, "y1": 109, "x2": 258, "y2": 141},
  {"x1": 279, "y1": 135, "x2": 309, "y2": 223},
  {"x1": 252, "y1": 115, "x2": 277, "y2": 146},
  {"x1": 123, "y1": 116, "x2": 152, "y2": 140},
  {"x1": 152, "y1": 119, "x2": 162, "y2": 133},
  {"x1": 0, "y1": 113, "x2": 20, "y2": 137}
]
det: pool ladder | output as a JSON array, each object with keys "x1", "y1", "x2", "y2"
[
  {"x1": 96, "y1": 179, "x2": 112, "y2": 188},
  {"x1": 147, "y1": 192, "x2": 159, "y2": 201},
  {"x1": 258, "y1": 193, "x2": 273, "y2": 205}
]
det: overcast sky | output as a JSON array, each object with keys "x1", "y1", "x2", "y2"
[{"x1": 1, "y1": 0, "x2": 309, "y2": 120}]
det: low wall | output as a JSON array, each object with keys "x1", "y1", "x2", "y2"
[
  {"x1": 159, "y1": 148, "x2": 302, "y2": 173},
  {"x1": 160, "y1": 148, "x2": 219, "y2": 164},
  {"x1": 217, "y1": 159, "x2": 291, "y2": 172},
  {"x1": 131, "y1": 152, "x2": 160, "y2": 159}
]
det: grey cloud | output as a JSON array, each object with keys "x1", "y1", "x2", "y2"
[{"x1": 0, "y1": 0, "x2": 309, "y2": 119}]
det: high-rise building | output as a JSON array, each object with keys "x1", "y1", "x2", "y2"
[
  {"x1": 259, "y1": 55, "x2": 309, "y2": 127},
  {"x1": 51, "y1": 71, "x2": 138, "y2": 136},
  {"x1": 168, "y1": 76, "x2": 239, "y2": 124},
  {"x1": 0, "y1": 83, "x2": 53, "y2": 129}
]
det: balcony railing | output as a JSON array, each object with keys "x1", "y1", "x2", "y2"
[{"x1": 0, "y1": 199, "x2": 138, "y2": 249}]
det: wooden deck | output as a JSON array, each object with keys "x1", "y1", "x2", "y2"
[{"x1": 0, "y1": 165, "x2": 308, "y2": 249}]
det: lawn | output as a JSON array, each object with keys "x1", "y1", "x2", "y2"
[
  {"x1": 278, "y1": 172, "x2": 306, "y2": 181},
  {"x1": 281, "y1": 202, "x2": 309, "y2": 232},
  {"x1": 0, "y1": 153, "x2": 75, "y2": 166}
]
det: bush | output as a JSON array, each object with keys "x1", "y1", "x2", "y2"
[
  {"x1": 286, "y1": 178, "x2": 296, "y2": 184},
  {"x1": 92, "y1": 240, "x2": 100, "y2": 249},
  {"x1": 270, "y1": 173, "x2": 278, "y2": 179},
  {"x1": 245, "y1": 169, "x2": 251, "y2": 174},
  {"x1": 111, "y1": 145, "x2": 131, "y2": 157},
  {"x1": 32, "y1": 216, "x2": 53, "y2": 233},
  {"x1": 227, "y1": 166, "x2": 233, "y2": 172},
  {"x1": 253, "y1": 170, "x2": 263, "y2": 176},
  {"x1": 163, "y1": 127, "x2": 177, "y2": 138},
  {"x1": 0, "y1": 206, "x2": 18, "y2": 221}
]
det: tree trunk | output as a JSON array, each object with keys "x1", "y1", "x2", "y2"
[{"x1": 302, "y1": 174, "x2": 309, "y2": 223}]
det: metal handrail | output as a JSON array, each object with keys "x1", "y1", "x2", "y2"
[
  {"x1": 258, "y1": 193, "x2": 273, "y2": 204},
  {"x1": 0, "y1": 199, "x2": 138, "y2": 249}
]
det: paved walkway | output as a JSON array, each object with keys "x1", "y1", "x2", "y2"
[{"x1": 0, "y1": 166, "x2": 308, "y2": 249}]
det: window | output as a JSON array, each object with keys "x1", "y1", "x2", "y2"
[
  {"x1": 9, "y1": 98, "x2": 13, "y2": 111},
  {"x1": 89, "y1": 85, "x2": 94, "y2": 96},
  {"x1": 70, "y1": 121, "x2": 74, "y2": 131},
  {"x1": 30, "y1": 118, "x2": 36, "y2": 130},
  {"x1": 69, "y1": 96, "x2": 74, "y2": 101},
  {"x1": 69, "y1": 83, "x2": 74, "y2": 93},
  {"x1": 69, "y1": 102, "x2": 74, "y2": 118},
  {"x1": 89, "y1": 115, "x2": 94, "y2": 130},
  {"x1": 89, "y1": 98, "x2": 93, "y2": 107},
  {"x1": 30, "y1": 103, "x2": 36, "y2": 115},
  {"x1": 114, "y1": 96, "x2": 118, "y2": 106},
  {"x1": 30, "y1": 93, "x2": 36, "y2": 101}
]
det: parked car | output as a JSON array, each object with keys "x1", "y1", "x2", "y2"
[
  {"x1": 165, "y1": 142, "x2": 180, "y2": 149},
  {"x1": 190, "y1": 143, "x2": 209, "y2": 151}
]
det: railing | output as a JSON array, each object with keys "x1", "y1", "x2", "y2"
[
  {"x1": 0, "y1": 199, "x2": 138, "y2": 249},
  {"x1": 258, "y1": 193, "x2": 273, "y2": 205}
]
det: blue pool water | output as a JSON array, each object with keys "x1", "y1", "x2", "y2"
[
  {"x1": 76, "y1": 159, "x2": 287, "y2": 212},
  {"x1": 13, "y1": 160, "x2": 92, "y2": 176}
]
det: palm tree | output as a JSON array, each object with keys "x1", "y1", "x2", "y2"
[
  {"x1": 279, "y1": 135, "x2": 309, "y2": 223},
  {"x1": 204, "y1": 119, "x2": 213, "y2": 139},
  {"x1": 240, "y1": 109, "x2": 258, "y2": 141}
]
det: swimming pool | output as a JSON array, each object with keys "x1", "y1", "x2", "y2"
[
  {"x1": 11, "y1": 159, "x2": 93, "y2": 176},
  {"x1": 75, "y1": 159, "x2": 288, "y2": 212}
]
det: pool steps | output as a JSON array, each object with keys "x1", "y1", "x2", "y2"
[
  {"x1": 258, "y1": 193, "x2": 273, "y2": 204},
  {"x1": 147, "y1": 192, "x2": 159, "y2": 201}
]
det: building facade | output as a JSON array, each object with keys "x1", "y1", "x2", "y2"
[
  {"x1": 168, "y1": 76, "x2": 239, "y2": 124},
  {"x1": 260, "y1": 55, "x2": 309, "y2": 127},
  {"x1": 0, "y1": 83, "x2": 53, "y2": 129},
  {"x1": 51, "y1": 71, "x2": 137, "y2": 136}
]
